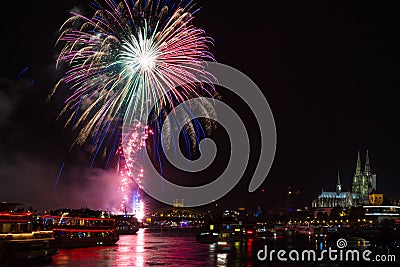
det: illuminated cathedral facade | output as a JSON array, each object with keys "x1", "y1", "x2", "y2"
[
  {"x1": 351, "y1": 150, "x2": 376, "y2": 205},
  {"x1": 312, "y1": 150, "x2": 377, "y2": 208}
]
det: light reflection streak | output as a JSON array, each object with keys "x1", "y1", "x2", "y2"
[
  {"x1": 134, "y1": 228, "x2": 145, "y2": 266},
  {"x1": 216, "y1": 253, "x2": 227, "y2": 267}
]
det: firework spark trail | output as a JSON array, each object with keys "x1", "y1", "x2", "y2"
[
  {"x1": 53, "y1": 162, "x2": 65, "y2": 191},
  {"x1": 116, "y1": 122, "x2": 151, "y2": 213},
  {"x1": 16, "y1": 67, "x2": 29, "y2": 80},
  {"x1": 51, "y1": 0, "x2": 215, "y2": 154},
  {"x1": 149, "y1": 93, "x2": 219, "y2": 154}
]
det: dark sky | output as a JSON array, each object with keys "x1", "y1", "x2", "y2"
[{"x1": 0, "y1": 1, "x2": 399, "y2": 213}]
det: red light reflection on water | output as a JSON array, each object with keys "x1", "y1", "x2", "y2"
[
  {"x1": 115, "y1": 228, "x2": 145, "y2": 266},
  {"x1": 47, "y1": 230, "x2": 266, "y2": 266}
]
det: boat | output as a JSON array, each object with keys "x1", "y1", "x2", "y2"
[
  {"x1": 197, "y1": 229, "x2": 244, "y2": 243},
  {"x1": 112, "y1": 214, "x2": 139, "y2": 235},
  {"x1": 42, "y1": 212, "x2": 119, "y2": 248},
  {"x1": 0, "y1": 202, "x2": 57, "y2": 265},
  {"x1": 340, "y1": 236, "x2": 371, "y2": 250},
  {"x1": 196, "y1": 219, "x2": 245, "y2": 243},
  {"x1": 296, "y1": 224, "x2": 315, "y2": 236},
  {"x1": 271, "y1": 223, "x2": 286, "y2": 237},
  {"x1": 254, "y1": 223, "x2": 274, "y2": 238}
]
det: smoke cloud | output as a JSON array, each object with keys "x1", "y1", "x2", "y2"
[
  {"x1": 0, "y1": 153, "x2": 122, "y2": 212},
  {"x1": 0, "y1": 79, "x2": 22, "y2": 127}
]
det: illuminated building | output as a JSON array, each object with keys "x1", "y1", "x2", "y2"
[
  {"x1": 312, "y1": 150, "x2": 378, "y2": 209},
  {"x1": 369, "y1": 189, "x2": 384, "y2": 206},
  {"x1": 132, "y1": 189, "x2": 145, "y2": 222},
  {"x1": 351, "y1": 150, "x2": 377, "y2": 204},
  {"x1": 173, "y1": 198, "x2": 184, "y2": 208},
  {"x1": 312, "y1": 171, "x2": 355, "y2": 208}
]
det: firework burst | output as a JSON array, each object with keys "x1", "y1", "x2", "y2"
[{"x1": 51, "y1": 0, "x2": 215, "y2": 150}]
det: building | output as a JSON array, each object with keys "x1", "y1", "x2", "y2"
[
  {"x1": 351, "y1": 150, "x2": 376, "y2": 205},
  {"x1": 312, "y1": 150, "x2": 377, "y2": 209},
  {"x1": 369, "y1": 189, "x2": 384, "y2": 206},
  {"x1": 312, "y1": 171, "x2": 355, "y2": 208}
]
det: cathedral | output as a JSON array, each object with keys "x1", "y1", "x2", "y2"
[
  {"x1": 351, "y1": 150, "x2": 377, "y2": 205},
  {"x1": 312, "y1": 150, "x2": 377, "y2": 208}
]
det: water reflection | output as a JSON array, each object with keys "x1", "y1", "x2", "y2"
[
  {"x1": 216, "y1": 253, "x2": 227, "y2": 266},
  {"x1": 39, "y1": 230, "x2": 345, "y2": 266},
  {"x1": 134, "y1": 228, "x2": 144, "y2": 266},
  {"x1": 246, "y1": 239, "x2": 253, "y2": 267}
]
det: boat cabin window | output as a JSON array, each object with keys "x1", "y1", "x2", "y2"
[{"x1": 0, "y1": 222, "x2": 32, "y2": 233}]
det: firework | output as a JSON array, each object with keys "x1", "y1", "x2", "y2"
[
  {"x1": 149, "y1": 90, "x2": 219, "y2": 153},
  {"x1": 132, "y1": 190, "x2": 145, "y2": 222},
  {"x1": 116, "y1": 122, "x2": 150, "y2": 213},
  {"x1": 51, "y1": 0, "x2": 216, "y2": 214},
  {"x1": 51, "y1": 0, "x2": 215, "y2": 150}
]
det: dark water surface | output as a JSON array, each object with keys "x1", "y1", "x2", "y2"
[
  {"x1": 36, "y1": 229, "x2": 390, "y2": 266},
  {"x1": 38, "y1": 229, "x2": 264, "y2": 266},
  {"x1": 42, "y1": 229, "x2": 235, "y2": 266}
]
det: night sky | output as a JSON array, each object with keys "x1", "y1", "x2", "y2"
[{"x1": 0, "y1": 1, "x2": 399, "y2": 213}]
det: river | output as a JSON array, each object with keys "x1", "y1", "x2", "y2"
[{"x1": 35, "y1": 229, "x2": 392, "y2": 266}]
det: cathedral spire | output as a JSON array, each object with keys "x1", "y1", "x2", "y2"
[
  {"x1": 364, "y1": 150, "x2": 371, "y2": 175},
  {"x1": 336, "y1": 170, "x2": 342, "y2": 193},
  {"x1": 355, "y1": 151, "x2": 362, "y2": 176}
]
